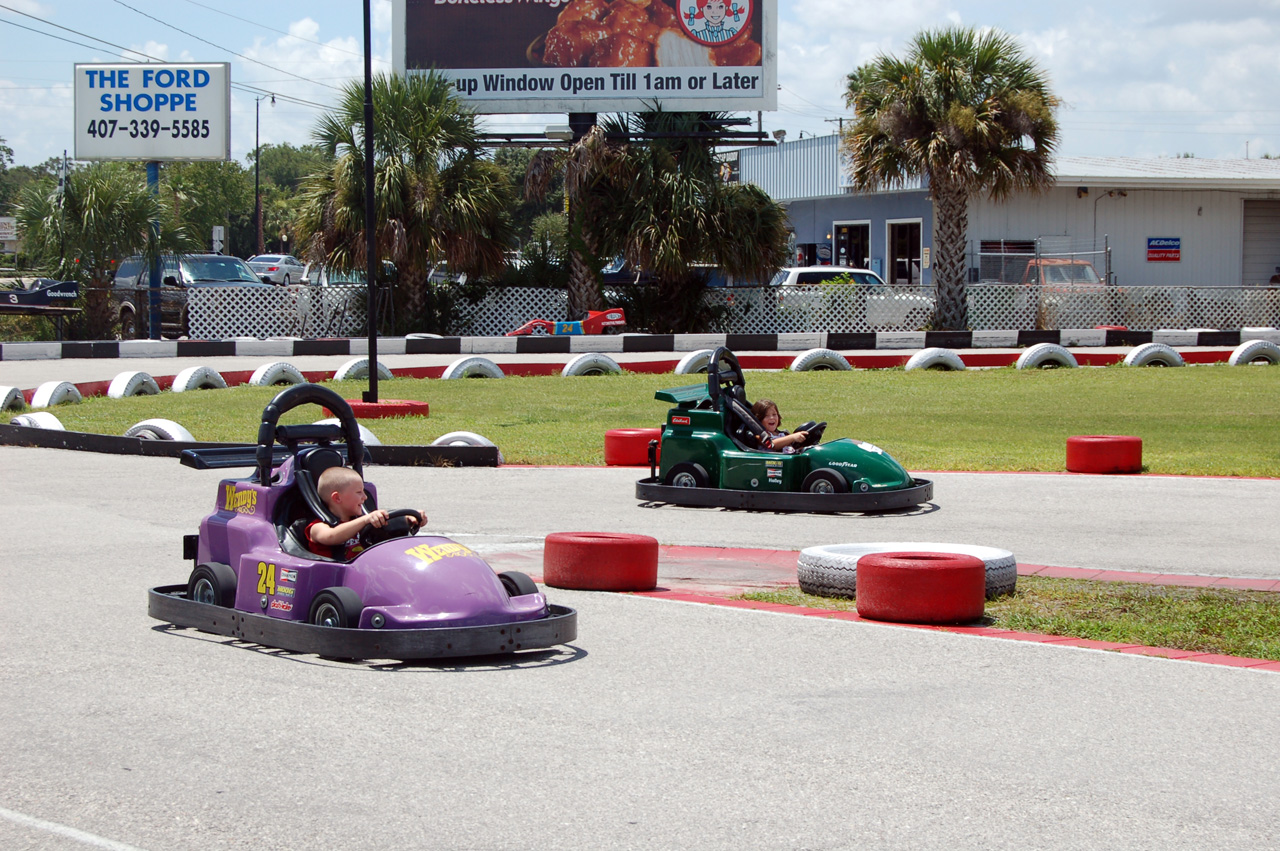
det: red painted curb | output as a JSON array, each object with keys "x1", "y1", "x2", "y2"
[
  {"x1": 543, "y1": 531, "x2": 659, "y2": 591},
  {"x1": 604, "y1": 427, "x2": 662, "y2": 466},
  {"x1": 326, "y1": 399, "x2": 430, "y2": 419},
  {"x1": 855, "y1": 551, "x2": 986, "y2": 624},
  {"x1": 1066, "y1": 435, "x2": 1143, "y2": 474}
]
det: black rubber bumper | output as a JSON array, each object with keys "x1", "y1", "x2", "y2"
[
  {"x1": 635, "y1": 477, "x2": 934, "y2": 512},
  {"x1": 148, "y1": 585, "x2": 577, "y2": 660}
]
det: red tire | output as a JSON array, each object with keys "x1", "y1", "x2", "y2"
[
  {"x1": 1065, "y1": 435, "x2": 1142, "y2": 474},
  {"x1": 543, "y1": 532, "x2": 659, "y2": 591},
  {"x1": 855, "y1": 551, "x2": 985, "y2": 625},
  {"x1": 604, "y1": 428, "x2": 662, "y2": 467}
]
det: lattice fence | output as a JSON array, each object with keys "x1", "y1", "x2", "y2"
[
  {"x1": 189, "y1": 285, "x2": 367, "y2": 339},
  {"x1": 185, "y1": 283, "x2": 1280, "y2": 338}
]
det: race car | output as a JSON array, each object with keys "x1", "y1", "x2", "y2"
[
  {"x1": 507, "y1": 308, "x2": 626, "y2": 336},
  {"x1": 148, "y1": 383, "x2": 576, "y2": 660},
  {"x1": 635, "y1": 347, "x2": 933, "y2": 512},
  {"x1": 3, "y1": 278, "x2": 79, "y2": 306}
]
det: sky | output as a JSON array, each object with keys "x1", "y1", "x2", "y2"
[{"x1": 1, "y1": 0, "x2": 1277, "y2": 169}]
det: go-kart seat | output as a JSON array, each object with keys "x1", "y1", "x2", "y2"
[{"x1": 280, "y1": 446, "x2": 378, "y2": 562}]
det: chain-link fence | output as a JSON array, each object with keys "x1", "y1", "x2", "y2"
[
  {"x1": 179, "y1": 282, "x2": 1280, "y2": 338},
  {"x1": 971, "y1": 238, "x2": 1112, "y2": 286}
]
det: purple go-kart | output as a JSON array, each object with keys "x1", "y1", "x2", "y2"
[{"x1": 148, "y1": 383, "x2": 577, "y2": 660}]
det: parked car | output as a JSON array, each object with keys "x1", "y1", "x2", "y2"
[
  {"x1": 1020, "y1": 258, "x2": 1105, "y2": 288},
  {"x1": 112, "y1": 253, "x2": 273, "y2": 339},
  {"x1": 766, "y1": 266, "x2": 935, "y2": 330},
  {"x1": 247, "y1": 254, "x2": 306, "y2": 285}
]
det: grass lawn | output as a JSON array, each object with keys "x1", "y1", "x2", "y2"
[
  {"x1": 741, "y1": 577, "x2": 1280, "y2": 661},
  {"x1": 36, "y1": 363, "x2": 1280, "y2": 474}
]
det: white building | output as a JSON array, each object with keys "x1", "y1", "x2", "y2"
[{"x1": 736, "y1": 136, "x2": 1280, "y2": 287}]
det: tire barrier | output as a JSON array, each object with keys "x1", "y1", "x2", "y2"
[
  {"x1": 10, "y1": 411, "x2": 65, "y2": 430},
  {"x1": 1228, "y1": 339, "x2": 1280, "y2": 366},
  {"x1": 440, "y1": 357, "x2": 504, "y2": 380},
  {"x1": 790, "y1": 348, "x2": 853, "y2": 372},
  {"x1": 344, "y1": 399, "x2": 430, "y2": 419},
  {"x1": 673, "y1": 349, "x2": 716, "y2": 375},
  {"x1": 30, "y1": 381, "x2": 83, "y2": 408},
  {"x1": 543, "y1": 531, "x2": 659, "y2": 591},
  {"x1": 904, "y1": 347, "x2": 966, "y2": 371},
  {"x1": 405, "y1": 333, "x2": 443, "y2": 339},
  {"x1": 561, "y1": 353, "x2": 623, "y2": 377},
  {"x1": 855, "y1": 551, "x2": 986, "y2": 625},
  {"x1": 1015, "y1": 343, "x2": 1079, "y2": 370},
  {"x1": 249, "y1": 361, "x2": 306, "y2": 387},
  {"x1": 604, "y1": 427, "x2": 662, "y2": 466},
  {"x1": 431, "y1": 430, "x2": 503, "y2": 464},
  {"x1": 124, "y1": 418, "x2": 196, "y2": 442},
  {"x1": 107, "y1": 371, "x2": 161, "y2": 399},
  {"x1": 1066, "y1": 435, "x2": 1143, "y2": 474},
  {"x1": 0, "y1": 386, "x2": 24, "y2": 412},
  {"x1": 333, "y1": 358, "x2": 395, "y2": 382},
  {"x1": 1123, "y1": 343, "x2": 1184, "y2": 367},
  {"x1": 798, "y1": 542, "x2": 1016, "y2": 600},
  {"x1": 171, "y1": 366, "x2": 228, "y2": 392},
  {"x1": 314, "y1": 417, "x2": 382, "y2": 447}
]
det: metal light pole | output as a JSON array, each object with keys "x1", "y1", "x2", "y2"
[
  {"x1": 254, "y1": 94, "x2": 273, "y2": 256},
  {"x1": 362, "y1": 0, "x2": 379, "y2": 403}
]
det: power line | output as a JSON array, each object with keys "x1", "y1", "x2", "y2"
[
  {"x1": 173, "y1": 0, "x2": 390, "y2": 66},
  {"x1": 106, "y1": 0, "x2": 341, "y2": 91}
]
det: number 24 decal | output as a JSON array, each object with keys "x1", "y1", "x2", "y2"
[{"x1": 256, "y1": 562, "x2": 276, "y2": 595}]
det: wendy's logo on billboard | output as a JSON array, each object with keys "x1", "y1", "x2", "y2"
[{"x1": 680, "y1": 0, "x2": 752, "y2": 46}]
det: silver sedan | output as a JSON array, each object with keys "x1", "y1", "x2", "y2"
[{"x1": 247, "y1": 254, "x2": 306, "y2": 285}]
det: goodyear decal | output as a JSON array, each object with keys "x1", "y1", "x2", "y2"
[
  {"x1": 405, "y1": 541, "x2": 475, "y2": 565},
  {"x1": 223, "y1": 484, "x2": 257, "y2": 515},
  {"x1": 829, "y1": 461, "x2": 860, "y2": 469}
]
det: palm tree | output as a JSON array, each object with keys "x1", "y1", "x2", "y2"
[
  {"x1": 843, "y1": 27, "x2": 1059, "y2": 330},
  {"x1": 15, "y1": 162, "x2": 196, "y2": 339},
  {"x1": 294, "y1": 72, "x2": 513, "y2": 333},
  {"x1": 527, "y1": 111, "x2": 791, "y2": 331}
]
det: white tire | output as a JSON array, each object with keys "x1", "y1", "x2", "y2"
[
  {"x1": 432, "y1": 430, "x2": 504, "y2": 464},
  {"x1": 561, "y1": 353, "x2": 622, "y2": 377},
  {"x1": 0, "y1": 386, "x2": 24, "y2": 412},
  {"x1": 673, "y1": 349, "x2": 716, "y2": 375},
  {"x1": 441, "y1": 357, "x2": 504, "y2": 380},
  {"x1": 1015, "y1": 343, "x2": 1079, "y2": 370},
  {"x1": 124, "y1": 418, "x2": 195, "y2": 442},
  {"x1": 1228, "y1": 339, "x2": 1280, "y2": 366},
  {"x1": 405, "y1": 333, "x2": 443, "y2": 339},
  {"x1": 1123, "y1": 342, "x2": 1184, "y2": 367},
  {"x1": 30, "y1": 381, "x2": 83, "y2": 407},
  {"x1": 789, "y1": 348, "x2": 852, "y2": 372},
  {"x1": 250, "y1": 362, "x2": 306, "y2": 387},
  {"x1": 312, "y1": 418, "x2": 382, "y2": 447},
  {"x1": 798, "y1": 542, "x2": 1017, "y2": 600},
  {"x1": 10, "y1": 411, "x2": 65, "y2": 430},
  {"x1": 171, "y1": 366, "x2": 228, "y2": 392},
  {"x1": 333, "y1": 358, "x2": 395, "y2": 382},
  {"x1": 107, "y1": 371, "x2": 160, "y2": 399},
  {"x1": 904, "y1": 347, "x2": 966, "y2": 371}
]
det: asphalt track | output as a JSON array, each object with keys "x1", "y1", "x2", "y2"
[{"x1": 3, "y1": 352, "x2": 1280, "y2": 849}]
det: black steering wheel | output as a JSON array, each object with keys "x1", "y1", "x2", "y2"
[
  {"x1": 706, "y1": 347, "x2": 746, "y2": 409},
  {"x1": 793, "y1": 420, "x2": 828, "y2": 447},
  {"x1": 362, "y1": 509, "x2": 424, "y2": 545}
]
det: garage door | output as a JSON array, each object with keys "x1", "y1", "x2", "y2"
[{"x1": 1242, "y1": 200, "x2": 1280, "y2": 285}]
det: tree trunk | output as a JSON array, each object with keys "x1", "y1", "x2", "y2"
[
  {"x1": 564, "y1": 199, "x2": 604, "y2": 319},
  {"x1": 931, "y1": 177, "x2": 970, "y2": 331}
]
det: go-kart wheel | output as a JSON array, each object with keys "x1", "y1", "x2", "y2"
[
  {"x1": 310, "y1": 587, "x2": 362, "y2": 629},
  {"x1": 498, "y1": 571, "x2": 539, "y2": 597},
  {"x1": 802, "y1": 469, "x2": 849, "y2": 494},
  {"x1": 188, "y1": 563, "x2": 236, "y2": 607},
  {"x1": 665, "y1": 462, "x2": 709, "y2": 489}
]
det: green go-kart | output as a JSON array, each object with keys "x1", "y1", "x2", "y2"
[{"x1": 635, "y1": 348, "x2": 933, "y2": 512}]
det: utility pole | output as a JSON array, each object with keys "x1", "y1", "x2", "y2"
[{"x1": 824, "y1": 117, "x2": 845, "y2": 134}]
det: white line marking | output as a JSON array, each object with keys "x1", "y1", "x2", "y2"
[{"x1": 0, "y1": 806, "x2": 148, "y2": 851}]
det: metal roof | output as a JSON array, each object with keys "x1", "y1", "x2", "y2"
[{"x1": 1053, "y1": 156, "x2": 1280, "y2": 188}]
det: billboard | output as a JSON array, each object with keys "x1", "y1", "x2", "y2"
[
  {"x1": 74, "y1": 63, "x2": 231, "y2": 161},
  {"x1": 392, "y1": 0, "x2": 776, "y2": 114}
]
